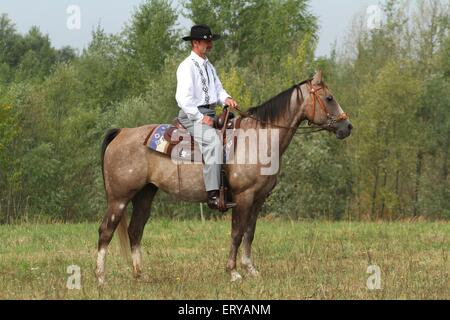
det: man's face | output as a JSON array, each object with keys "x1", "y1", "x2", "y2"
[{"x1": 193, "y1": 39, "x2": 213, "y2": 56}]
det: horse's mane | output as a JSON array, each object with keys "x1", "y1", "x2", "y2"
[{"x1": 246, "y1": 79, "x2": 311, "y2": 124}]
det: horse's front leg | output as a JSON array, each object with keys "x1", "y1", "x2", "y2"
[
  {"x1": 241, "y1": 197, "x2": 265, "y2": 277},
  {"x1": 226, "y1": 191, "x2": 254, "y2": 282}
]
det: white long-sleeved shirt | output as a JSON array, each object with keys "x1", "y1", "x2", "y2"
[{"x1": 176, "y1": 51, "x2": 231, "y2": 123}]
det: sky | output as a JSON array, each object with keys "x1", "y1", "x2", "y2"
[{"x1": 0, "y1": 0, "x2": 385, "y2": 57}]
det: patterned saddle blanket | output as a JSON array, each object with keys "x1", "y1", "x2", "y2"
[{"x1": 143, "y1": 118, "x2": 241, "y2": 164}]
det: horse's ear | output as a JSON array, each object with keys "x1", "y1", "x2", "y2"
[{"x1": 312, "y1": 70, "x2": 323, "y2": 85}]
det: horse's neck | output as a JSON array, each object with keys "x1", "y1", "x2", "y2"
[
  {"x1": 276, "y1": 84, "x2": 307, "y2": 155},
  {"x1": 239, "y1": 83, "x2": 307, "y2": 159}
]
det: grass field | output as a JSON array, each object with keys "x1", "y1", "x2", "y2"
[{"x1": 0, "y1": 218, "x2": 448, "y2": 299}]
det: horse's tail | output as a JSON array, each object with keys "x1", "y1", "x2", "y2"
[
  {"x1": 101, "y1": 128, "x2": 121, "y2": 190},
  {"x1": 100, "y1": 128, "x2": 130, "y2": 260}
]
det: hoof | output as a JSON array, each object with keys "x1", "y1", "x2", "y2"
[
  {"x1": 230, "y1": 270, "x2": 243, "y2": 282},
  {"x1": 96, "y1": 275, "x2": 106, "y2": 286},
  {"x1": 247, "y1": 266, "x2": 260, "y2": 277},
  {"x1": 133, "y1": 265, "x2": 142, "y2": 279}
]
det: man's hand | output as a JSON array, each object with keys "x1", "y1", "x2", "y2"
[
  {"x1": 201, "y1": 115, "x2": 214, "y2": 127},
  {"x1": 225, "y1": 97, "x2": 239, "y2": 110}
]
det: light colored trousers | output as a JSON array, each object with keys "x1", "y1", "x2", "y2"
[{"x1": 178, "y1": 107, "x2": 222, "y2": 192}]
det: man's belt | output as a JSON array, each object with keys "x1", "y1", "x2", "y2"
[{"x1": 197, "y1": 104, "x2": 216, "y2": 109}]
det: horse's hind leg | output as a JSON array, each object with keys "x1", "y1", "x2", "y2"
[
  {"x1": 96, "y1": 199, "x2": 130, "y2": 285},
  {"x1": 128, "y1": 184, "x2": 158, "y2": 279}
]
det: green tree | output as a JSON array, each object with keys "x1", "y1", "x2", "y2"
[
  {"x1": 123, "y1": 0, "x2": 180, "y2": 94},
  {"x1": 0, "y1": 14, "x2": 23, "y2": 83}
]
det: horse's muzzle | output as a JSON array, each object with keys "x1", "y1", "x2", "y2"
[{"x1": 335, "y1": 120, "x2": 353, "y2": 140}]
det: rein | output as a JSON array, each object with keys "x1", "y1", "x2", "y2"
[{"x1": 232, "y1": 81, "x2": 348, "y2": 135}]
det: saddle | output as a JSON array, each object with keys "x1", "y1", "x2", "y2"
[{"x1": 143, "y1": 112, "x2": 241, "y2": 163}]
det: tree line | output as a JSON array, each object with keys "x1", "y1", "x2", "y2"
[{"x1": 0, "y1": 0, "x2": 448, "y2": 223}]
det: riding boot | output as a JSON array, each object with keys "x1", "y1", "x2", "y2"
[{"x1": 207, "y1": 190, "x2": 236, "y2": 211}]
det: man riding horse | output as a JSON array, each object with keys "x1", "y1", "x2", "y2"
[
  {"x1": 176, "y1": 24, "x2": 239, "y2": 211},
  {"x1": 96, "y1": 24, "x2": 353, "y2": 283}
]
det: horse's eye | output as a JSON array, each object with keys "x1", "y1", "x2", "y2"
[{"x1": 327, "y1": 95, "x2": 334, "y2": 101}]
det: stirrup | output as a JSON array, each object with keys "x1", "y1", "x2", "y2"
[{"x1": 207, "y1": 191, "x2": 235, "y2": 212}]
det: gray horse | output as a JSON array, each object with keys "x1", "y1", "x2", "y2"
[{"x1": 96, "y1": 71, "x2": 353, "y2": 284}]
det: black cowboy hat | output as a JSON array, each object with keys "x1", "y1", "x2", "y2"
[{"x1": 182, "y1": 24, "x2": 221, "y2": 41}]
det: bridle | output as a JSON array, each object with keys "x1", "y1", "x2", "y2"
[
  {"x1": 233, "y1": 80, "x2": 349, "y2": 134},
  {"x1": 305, "y1": 81, "x2": 349, "y2": 130}
]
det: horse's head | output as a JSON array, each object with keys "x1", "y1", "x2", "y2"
[{"x1": 302, "y1": 71, "x2": 353, "y2": 140}]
